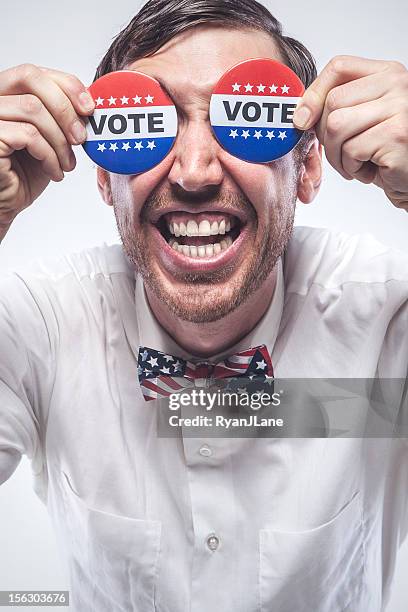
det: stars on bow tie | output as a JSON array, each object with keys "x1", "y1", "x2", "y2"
[
  {"x1": 138, "y1": 344, "x2": 274, "y2": 402},
  {"x1": 174, "y1": 360, "x2": 183, "y2": 372},
  {"x1": 256, "y1": 359, "x2": 267, "y2": 370},
  {"x1": 138, "y1": 347, "x2": 186, "y2": 379}
]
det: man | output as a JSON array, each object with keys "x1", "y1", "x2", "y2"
[{"x1": 0, "y1": 0, "x2": 407, "y2": 610}]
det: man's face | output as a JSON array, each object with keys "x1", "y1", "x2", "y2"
[{"x1": 103, "y1": 26, "x2": 305, "y2": 323}]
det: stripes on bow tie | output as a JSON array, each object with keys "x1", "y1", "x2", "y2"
[{"x1": 137, "y1": 344, "x2": 273, "y2": 401}]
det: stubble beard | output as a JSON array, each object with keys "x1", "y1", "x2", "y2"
[{"x1": 114, "y1": 189, "x2": 296, "y2": 323}]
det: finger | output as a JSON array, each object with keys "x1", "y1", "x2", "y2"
[
  {"x1": 341, "y1": 120, "x2": 390, "y2": 183},
  {"x1": 342, "y1": 116, "x2": 408, "y2": 189},
  {"x1": 293, "y1": 56, "x2": 393, "y2": 130},
  {"x1": 352, "y1": 161, "x2": 378, "y2": 185},
  {"x1": 39, "y1": 67, "x2": 95, "y2": 115},
  {"x1": 318, "y1": 71, "x2": 402, "y2": 140},
  {"x1": 321, "y1": 98, "x2": 397, "y2": 179},
  {"x1": 342, "y1": 131, "x2": 378, "y2": 181},
  {"x1": 0, "y1": 95, "x2": 76, "y2": 172},
  {"x1": 0, "y1": 119, "x2": 65, "y2": 181},
  {"x1": 0, "y1": 64, "x2": 91, "y2": 145}
]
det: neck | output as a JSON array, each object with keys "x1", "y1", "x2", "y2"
[{"x1": 145, "y1": 265, "x2": 278, "y2": 358}]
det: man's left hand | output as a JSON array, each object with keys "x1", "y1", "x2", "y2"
[{"x1": 293, "y1": 56, "x2": 408, "y2": 211}]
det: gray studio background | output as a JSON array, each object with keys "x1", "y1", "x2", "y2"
[{"x1": 0, "y1": 1, "x2": 407, "y2": 610}]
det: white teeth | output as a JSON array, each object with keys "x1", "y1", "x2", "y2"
[
  {"x1": 169, "y1": 238, "x2": 233, "y2": 258},
  {"x1": 168, "y1": 217, "x2": 236, "y2": 236},
  {"x1": 186, "y1": 220, "x2": 199, "y2": 237},
  {"x1": 167, "y1": 216, "x2": 236, "y2": 258},
  {"x1": 199, "y1": 220, "x2": 211, "y2": 236},
  {"x1": 210, "y1": 221, "x2": 219, "y2": 235}
]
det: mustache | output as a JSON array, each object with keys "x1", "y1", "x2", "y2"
[{"x1": 141, "y1": 187, "x2": 256, "y2": 221}]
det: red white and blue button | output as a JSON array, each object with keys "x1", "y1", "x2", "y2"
[
  {"x1": 83, "y1": 71, "x2": 178, "y2": 174},
  {"x1": 209, "y1": 58, "x2": 305, "y2": 163}
]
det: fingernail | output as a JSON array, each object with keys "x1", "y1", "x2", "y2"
[
  {"x1": 71, "y1": 120, "x2": 87, "y2": 144},
  {"x1": 79, "y1": 91, "x2": 95, "y2": 112},
  {"x1": 294, "y1": 105, "x2": 312, "y2": 129}
]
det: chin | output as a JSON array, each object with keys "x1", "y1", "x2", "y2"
[{"x1": 141, "y1": 250, "x2": 269, "y2": 324}]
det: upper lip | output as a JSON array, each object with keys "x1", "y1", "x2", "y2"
[{"x1": 148, "y1": 204, "x2": 248, "y2": 226}]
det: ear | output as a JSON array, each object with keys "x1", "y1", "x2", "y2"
[
  {"x1": 296, "y1": 136, "x2": 323, "y2": 204},
  {"x1": 97, "y1": 168, "x2": 113, "y2": 206}
]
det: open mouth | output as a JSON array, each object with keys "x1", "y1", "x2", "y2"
[{"x1": 155, "y1": 212, "x2": 243, "y2": 259}]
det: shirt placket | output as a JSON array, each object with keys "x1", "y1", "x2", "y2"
[
  {"x1": 181, "y1": 434, "x2": 242, "y2": 612},
  {"x1": 180, "y1": 360, "x2": 242, "y2": 612}
]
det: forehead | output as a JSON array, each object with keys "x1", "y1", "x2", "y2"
[{"x1": 128, "y1": 25, "x2": 282, "y2": 99}]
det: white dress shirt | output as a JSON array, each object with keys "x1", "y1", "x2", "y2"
[{"x1": 0, "y1": 225, "x2": 407, "y2": 612}]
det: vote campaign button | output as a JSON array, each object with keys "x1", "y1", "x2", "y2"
[
  {"x1": 83, "y1": 70, "x2": 178, "y2": 174},
  {"x1": 209, "y1": 58, "x2": 305, "y2": 163}
]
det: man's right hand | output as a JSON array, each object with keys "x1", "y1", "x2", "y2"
[{"x1": 0, "y1": 64, "x2": 95, "y2": 238}]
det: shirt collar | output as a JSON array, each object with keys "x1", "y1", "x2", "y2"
[{"x1": 134, "y1": 257, "x2": 284, "y2": 363}]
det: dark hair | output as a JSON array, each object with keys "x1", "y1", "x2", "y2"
[{"x1": 95, "y1": 0, "x2": 317, "y2": 88}]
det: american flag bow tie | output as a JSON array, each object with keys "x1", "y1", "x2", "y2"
[{"x1": 137, "y1": 344, "x2": 274, "y2": 402}]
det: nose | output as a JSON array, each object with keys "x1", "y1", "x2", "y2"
[{"x1": 168, "y1": 118, "x2": 224, "y2": 193}]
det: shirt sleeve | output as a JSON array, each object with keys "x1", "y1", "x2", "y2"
[{"x1": 0, "y1": 273, "x2": 54, "y2": 486}]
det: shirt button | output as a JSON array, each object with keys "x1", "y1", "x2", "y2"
[
  {"x1": 199, "y1": 444, "x2": 212, "y2": 457},
  {"x1": 206, "y1": 534, "x2": 220, "y2": 551}
]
